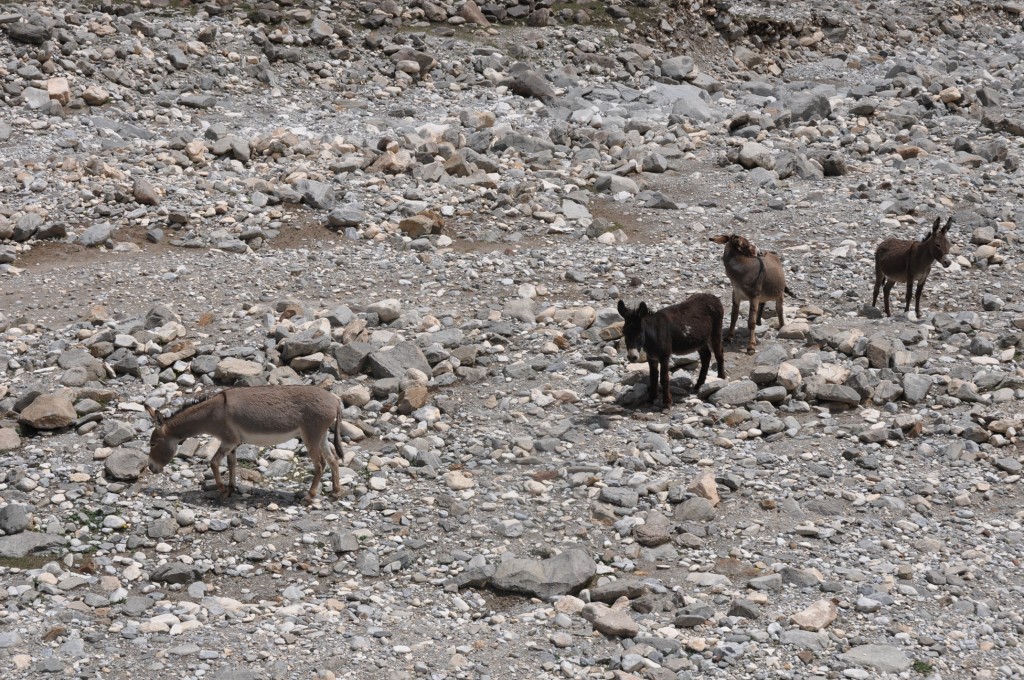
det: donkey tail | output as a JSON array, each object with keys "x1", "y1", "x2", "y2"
[
  {"x1": 333, "y1": 399, "x2": 344, "y2": 463},
  {"x1": 784, "y1": 285, "x2": 802, "y2": 301}
]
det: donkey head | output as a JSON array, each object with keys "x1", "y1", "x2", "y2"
[
  {"x1": 145, "y1": 405, "x2": 176, "y2": 473},
  {"x1": 617, "y1": 300, "x2": 648, "y2": 362},
  {"x1": 924, "y1": 216, "x2": 953, "y2": 268},
  {"x1": 711, "y1": 234, "x2": 758, "y2": 257}
]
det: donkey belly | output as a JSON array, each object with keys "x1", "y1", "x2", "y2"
[{"x1": 238, "y1": 428, "x2": 302, "y2": 447}]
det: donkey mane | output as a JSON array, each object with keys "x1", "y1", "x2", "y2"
[{"x1": 166, "y1": 390, "x2": 223, "y2": 421}]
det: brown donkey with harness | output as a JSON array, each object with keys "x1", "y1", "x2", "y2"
[{"x1": 711, "y1": 234, "x2": 791, "y2": 354}]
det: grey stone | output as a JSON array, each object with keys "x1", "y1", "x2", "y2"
[
  {"x1": 334, "y1": 342, "x2": 375, "y2": 375},
  {"x1": 133, "y1": 178, "x2": 160, "y2": 205},
  {"x1": 105, "y1": 448, "x2": 148, "y2": 481},
  {"x1": 490, "y1": 549, "x2": 596, "y2": 599},
  {"x1": 5, "y1": 22, "x2": 50, "y2": 45},
  {"x1": 599, "y1": 487, "x2": 639, "y2": 508},
  {"x1": 786, "y1": 90, "x2": 832, "y2": 122},
  {"x1": 367, "y1": 342, "x2": 431, "y2": 379},
  {"x1": 331, "y1": 530, "x2": 359, "y2": 553},
  {"x1": 674, "y1": 603, "x2": 715, "y2": 627},
  {"x1": 0, "y1": 631, "x2": 23, "y2": 648},
  {"x1": 78, "y1": 222, "x2": 115, "y2": 247},
  {"x1": 673, "y1": 497, "x2": 716, "y2": 522},
  {"x1": 0, "y1": 504, "x2": 31, "y2": 534},
  {"x1": 667, "y1": 84, "x2": 722, "y2": 123},
  {"x1": 326, "y1": 209, "x2": 366, "y2": 228},
  {"x1": 151, "y1": 562, "x2": 203, "y2": 584},
  {"x1": 780, "y1": 566, "x2": 820, "y2": 588},
  {"x1": 634, "y1": 512, "x2": 673, "y2": 547},
  {"x1": 0, "y1": 427, "x2": 20, "y2": 451},
  {"x1": 507, "y1": 69, "x2": 555, "y2": 101},
  {"x1": 147, "y1": 517, "x2": 178, "y2": 540},
  {"x1": 0, "y1": 531, "x2": 65, "y2": 558},
  {"x1": 594, "y1": 174, "x2": 639, "y2": 194},
  {"x1": 811, "y1": 384, "x2": 861, "y2": 405},
  {"x1": 19, "y1": 393, "x2": 77, "y2": 430},
  {"x1": 709, "y1": 380, "x2": 758, "y2": 406},
  {"x1": 279, "y1": 324, "x2": 331, "y2": 362},
  {"x1": 297, "y1": 179, "x2": 335, "y2": 210},
  {"x1": 728, "y1": 598, "x2": 760, "y2": 619},
  {"x1": 749, "y1": 573, "x2": 783, "y2": 591},
  {"x1": 781, "y1": 629, "x2": 830, "y2": 652},
  {"x1": 661, "y1": 55, "x2": 695, "y2": 82},
  {"x1": 838, "y1": 644, "x2": 912, "y2": 673},
  {"x1": 902, "y1": 373, "x2": 932, "y2": 404}
]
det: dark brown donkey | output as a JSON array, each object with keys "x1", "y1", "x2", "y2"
[
  {"x1": 617, "y1": 294, "x2": 725, "y2": 408},
  {"x1": 872, "y1": 216, "x2": 953, "y2": 318},
  {"x1": 711, "y1": 234, "x2": 789, "y2": 354}
]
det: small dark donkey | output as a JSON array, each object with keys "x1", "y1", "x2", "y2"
[
  {"x1": 617, "y1": 294, "x2": 725, "y2": 408},
  {"x1": 711, "y1": 234, "x2": 790, "y2": 354},
  {"x1": 872, "y1": 216, "x2": 953, "y2": 318}
]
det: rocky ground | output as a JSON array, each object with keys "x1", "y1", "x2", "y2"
[{"x1": 1, "y1": 0, "x2": 1024, "y2": 678}]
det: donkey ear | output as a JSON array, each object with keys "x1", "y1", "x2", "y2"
[
  {"x1": 711, "y1": 235, "x2": 729, "y2": 244},
  {"x1": 145, "y1": 405, "x2": 163, "y2": 426},
  {"x1": 942, "y1": 216, "x2": 953, "y2": 233},
  {"x1": 638, "y1": 302, "x2": 649, "y2": 317},
  {"x1": 617, "y1": 299, "x2": 628, "y2": 317},
  {"x1": 931, "y1": 217, "x2": 941, "y2": 233}
]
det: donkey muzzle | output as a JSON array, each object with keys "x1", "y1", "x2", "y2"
[
  {"x1": 940, "y1": 256, "x2": 952, "y2": 268},
  {"x1": 148, "y1": 461, "x2": 164, "y2": 474},
  {"x1": 626, "y1": 349, "x2": 640, "y2": 362}
]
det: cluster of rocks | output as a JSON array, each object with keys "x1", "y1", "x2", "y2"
[{"x1": 1, "y1": 0, "x2": 1024, "y2": 679}]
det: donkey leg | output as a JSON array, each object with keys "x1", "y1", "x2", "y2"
[
  {"x1": 660, "y1": 358, "x2": 672, "y2": 408},
  {"x1": 882, "y1": 280, "x2": 896, "y2": 317},
  {"x1": 727, "y1": 295, "x2": 740, "y2": 342},
  {"x1": 711, "y1": 323, "x2": 726, "y2": 380},
  {"x1": 210, "y1": 442, "x2": 234, "y2": 497},
  {"x1": 323, "y1": 434, "x2": 342, "y2": 498},
  {"x1": 646, "y1": 359, "x2": 658, "y2": 403},
  {"x1": 776, "y1": 296, "x2": 785, "y2": 330},
  {"x1": 695, "y1": 346, "x2": 712, "y2": 389},
  {"x1": 304, "y1": 440, "x2": 326, "y2": 502},
  {"x1": 756, "y1": 302, "x2": 766, "y2": 325},
  {"x1": 872, "y1": 271, "x2": 883, "y2": 308},
  {"x1": 746, "y1": 297, "x2": 759, "y2": 354},
  {"x1": 914, "y1": 278, "x2": 927, "y2": 318},
  {"x1": 904, "y1": 279, "x2": 914, "y2": 315},
  {"x1": 226, "y1": 447, "x2": 238, "y2": 497}
]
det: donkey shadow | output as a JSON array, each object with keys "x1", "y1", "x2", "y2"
[{"x1": 149, "y1": 484, "x2": 316, "y2": 509}]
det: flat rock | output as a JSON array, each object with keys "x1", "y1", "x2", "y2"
[
  {"x1": 0, "y1": 531, "x2": 65, "y2": 558},
  {"x1": 709, "y1": 380, "x2": 758, "y2": 406},
  {"x1": 838, "y1": 644, "x2": 912, "y2": 673},
  {"x1": 790, "y1": 598, "x2": 838, "y2": 630},
  {"x1": 581, "y1": 603, "x2": 639, "y2": 637},
  {"x1": 490, "y1": 549, "x2": 596, "y2": 599}
]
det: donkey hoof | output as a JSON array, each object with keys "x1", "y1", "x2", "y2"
[{"x1": 746, "y1": 346, "x2": 756, "y2": 355}]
